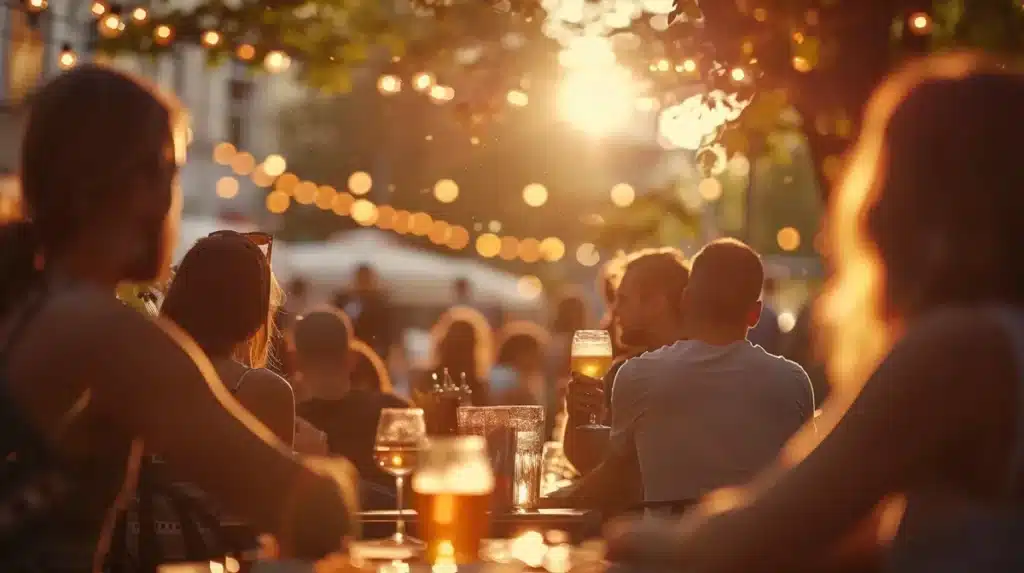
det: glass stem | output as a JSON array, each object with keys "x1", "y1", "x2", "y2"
[{"x1": 395, "y1": 475, "x2": 405, "y2": 542}]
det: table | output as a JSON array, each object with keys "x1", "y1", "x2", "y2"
[{"x1": 359, "y1": 508, "x2": 598, "y2": 543}]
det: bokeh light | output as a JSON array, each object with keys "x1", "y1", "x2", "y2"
[
  {"x1": 447, "y1": 226, "x2": 470, "y2": 250},
  {"x1": 539, "y1": 237, "x2": 566, "y2": 262},
  {"x1": 213, "y1": 142, "x2": 236, "y2": 165},
  {"x1": 351, "y1": 199, "x2": 379, "y2": 226},
  {"x1": 575, "y1": 243, "x2": 601, "y2": 267},
  {"x1": 262, "y1": 154, "x2": 287, "y2": 177},
  {"x1": 777, "y1": 311, "x2": 797, "y2": 333},
  {"x1": 476, "y1": 233, "x2": 501, "y2": 258},
  {"x1": 557, "y1": 65, "x2": 637, "y2": 136},
  {"x1": 517, "y1": 275, "x2": 543, "y2": 300},
  {"x1": 293, "y1": 181, "x2": 317, "y2": 205},
  {"x1": 517, "y1": 238, "x2": 541, "y2": 263},
  {"x1": 377, "y1": 74, "x2": 401, "y2": 95},
  {"x1": 610, "y1": 183, "x2": 635, "y2": 207},
  {"x1": 697, "y1": 177, "x2": 723, "y2": 201},
  {"x1": 275, "y1": 172, "x2": 299, "y2": 195},
  {"x1": 231, "y1": 152, "x2": 256, "y2": 176},
  {"x1": 522, "y1": 183, "x2": 548, "y2": 207},
  {"x1": 777, "y1": 227, "x2": 801, "y2": 251},
  {"x1": 499, "y1": 236, "x2": 519, "y2": 260},
  {"x1": 314, "y1": 185, "x2": 336, "y2": 210},
  {"x1": 215, "y1": 176, "x2": 239, "y2": 199},
  {"x1": 332, "y1": 192, "x2": 354, "y2": 216},
  {"x1": 410, "y1": 212, "x2": 433, "y2": 236},
  {"x1": 433, "y1": 179, "x2": 459, "y2": 203},
  {"x1": 265, "y1": 191, "x2": 290, "y2": 214},
  {"x1": 348, "y1": 171, "x2": 373, "y2": 195}
]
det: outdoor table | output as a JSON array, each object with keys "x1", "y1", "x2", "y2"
[{"x1": 359, "y1": 508, "x2": 597, "y2": 543}]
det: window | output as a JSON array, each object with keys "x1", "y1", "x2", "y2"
[
  {"x1": 6, "y1": 7, "x2": 46, "y2": 101},
  {"x1": 226, "y1": 63, "x2": 253, "y2": 147}
]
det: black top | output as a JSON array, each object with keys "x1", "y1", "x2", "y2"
[{"x1": 297, "y1": 390, "x2": 409, "y2": 491}]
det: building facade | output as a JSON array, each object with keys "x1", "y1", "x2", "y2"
[{"x1": 0, "y1": 0, "x2": 307, "y2": 223}]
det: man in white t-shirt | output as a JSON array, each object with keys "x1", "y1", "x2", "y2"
[{"x1": 610, "y1": 239, "x2": 814, "y2": 509}]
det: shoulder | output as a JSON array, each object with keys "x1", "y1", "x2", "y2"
[
  {"x1": 236, "y1": 368, "x2": 294, "y2": 397},
  {"x1": 379, "y1": 392, "x2": 411, "y2": 408},
  {"x1": 890, "y1": 306, "x2": 1016, "y2": 375}
]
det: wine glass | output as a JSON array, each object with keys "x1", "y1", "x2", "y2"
[{"x1": 374, "y1": 408, "x2": 427, "y2": 548}]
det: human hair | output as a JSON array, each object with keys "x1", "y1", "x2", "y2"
[
  {"x1": 292, "y1": 307, "x2": 354, "y2": 371},
  {"x1": 816, "y1": 53, "x2": 1024, "y2": 400},
  {"x1": 428, "y1": 305, "x2": 494, "y2": 380},
  {"x1": 0, "y1": 65, "x2": 184, "y2": 316},
  {"x1": 350, "y1": 339, "x2": 393, "y2": 393},
  {"x1": 552, "y1": 292, "x2": 587, "y2": 334},
  {"x1": 161, "y1": 232, "x2": 280, "y2": 367},
  {"x1": 597, "y1": 252, "x2": 628, "y2": 305},
  {"x1": 686, "y1": 239, "x2": 763, "y2": 325},
  {"x1": 622, "y1": 247, "x2": 691, "y2": 318},
  {"x1": 496, "y1": 321, "x2": 551, "y2": 366}
]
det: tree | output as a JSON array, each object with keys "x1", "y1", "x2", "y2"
[{"x1": 88, "y1": 0, "x2": 1024, "y2": 250}]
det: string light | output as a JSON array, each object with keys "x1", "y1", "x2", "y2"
[
  {"x1": 153, "y1": 24, "x2": 174, "y2": 45},
  {"x1": 25, "y1": 0, "x2": 47, "y2": 13},
  {"x1": 98, "y1": 11, "x2": 124, "y2": 39},
  {"x1": 522, "y1": 183, "x2": 548, "y2": 207},
  {"x1": 201, "y1": 30, "x2": 222, "y2": 48},
  {"x1": 90, "y1": 1, "x2": 107, "y2": 17},
  {"x1": 377, "y1": 74, "x2": 401, "y2": 95},
  {"x1": 58, "y1": 44, "x2": 76, "y2": 70},
  {"x1": 236, "y1": 43, "x2": 256, "y2": 61},
  {"x1": 609, "y1": 183, "x2": 635, "y2": 207},
  {"x1": 776, "y1": 227, "x2": 801, "y2": 251},
  {"x1": 433, "y1": 179, "x2": 459, "y2": 203},
  {"x1": 908, "y1": 12, "x2": 932, "y2": 35},
  {"x1": 216, "y1": 177, "x2": 240, "y2": 199},
  {"x1": 264, "y1": 50, "x2": 291, "y2": 73},
  {"x1": 506, "y1": 90, "x2": 529, "y2": 107},
  {"x1": 131, "y1": 7, "x2": 148, "y2": 22},
  {"x1": 348, "y1": 171, "x2": 372, "y2": 195},
  {"x1": 412, "y1": 72, "x2": 434, "y2": 92}
]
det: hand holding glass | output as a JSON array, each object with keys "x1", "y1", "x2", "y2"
[
  {"x1": 374, "y1": 408, "x2": 427, "y2": 548},
  {"x1": 570, "y1": 330, "x2": 613, "y2": 425}
]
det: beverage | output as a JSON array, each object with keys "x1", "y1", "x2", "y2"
[
  {"x1": 569, "y1": 354, "x2": 614, "y2": 379},
  {"x1": 414, "y1": 491, "x2": 491, "y2": 564},
  {"x1": 374, "y1": 443, "x2": 420, "y2": 476},
  {"x1": 412, "y1": 436, "x2": 494, "y2": 565}
]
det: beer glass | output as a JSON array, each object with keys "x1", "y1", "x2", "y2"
[
  {"x1": 412, "y1": 436, "x2": 495, "y2": 565},
  {"x1": 570, "y1": 330, "x2": 613, "y2": 469},
  {"x1": 374, "y1": 408, "x2": 427, "y2": 548}
]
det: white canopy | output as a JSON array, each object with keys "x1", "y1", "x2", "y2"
[{"x1": 284, "y1": 229, "x2": 540, "y2": 309}]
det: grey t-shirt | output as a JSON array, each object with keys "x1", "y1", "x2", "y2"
[{"x1": 611, "y1": 339, "x2": 813, "y2": 503}]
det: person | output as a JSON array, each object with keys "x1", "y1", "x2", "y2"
[
  {"x1": 0, "y1": 65, "x2": 355, "y2": 571},
  {"x1": 563, "y1": 248, "x2": 690, "y2": 472},
  {"x1": 332, "y1": 264, "x2": 396, "y2": 362},
  {"x1": 160, "y1": 232, "x2": 294, "y2": 442},
  {"x1": 552, "y1": 249, "x2": 689, "y2": 519},
  {"x1": 607, "y1": 53, "x2": 1024, "y2": 572},
  {"x1": 292, "y1": 308, "x2": 409, "y2": 508},
  {"x1": 747, "y1": 277, "x2": 782, "y2": 355},
  {"x1": 490, "y1": 321, "x2": 551, "y2": 408},
  {"x1": 350, "y1": 339, "x2": 395, "y2": 394},
  {"x1": 608, "y1": 239, "x2": 813, "y2": 512},
  {"x1": 453, "y1": 277, "x2": 471, "y2": 306},
  {"x1": 418, "y1": 306, "x2": 494, "y2": 405}
]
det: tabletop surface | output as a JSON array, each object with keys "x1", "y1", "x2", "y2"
[{"x1": 359, "y1": 508, "x2": 590, "y2": 521}]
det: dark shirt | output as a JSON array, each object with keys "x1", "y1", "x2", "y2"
[
  {"x1": 332, "y1": 291, "x2": 395, "y2": 359},
  {"x1": 297, "y1": 390, "x2": 409, "y2": 491}
]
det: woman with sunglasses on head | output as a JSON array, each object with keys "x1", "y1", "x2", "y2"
[
  {"x1": 0, "y1": 66, "x2": 354, "y2": 572},
  {"x1": 607, "y1": 53, "x2": 1024, "y2": 573}
]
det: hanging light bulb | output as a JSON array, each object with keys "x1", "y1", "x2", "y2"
[
  {"x1": 25, "y1": 0, "x2": 47, "y2": 13},
  {"x1": 377, "y1": 74, "x2": 401, "y2": 95},
  {"x1": 97, "y1": 9, "x2": 125, "y2": 39},
  {"x1": 264, "y1": 50, "x2": 290, "y2": 73},
  {"x1": 131, "y1": 7, "x2": 148, "y2": 22},
  {"x1": 908, "y1": 12, "x2": 932, "y2": 35},
  {"x1": 200, "y1": 30, "x2": 221, "y2": 48},
  {"x1": 153, "y1": 24, "x2": 173, "y2": 46},
  {"x1": 90, "y1": 1, "x2": 107, "y2": 16},
  {"x1": 412, "y1": 72, "x2": 434, "y2": 92},
  {"x1": 58, "y1": 43, "x2": 76, "y2": 70}
]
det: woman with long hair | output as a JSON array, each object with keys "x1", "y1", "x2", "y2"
[
  {"x1": 0, "y1": 66, "x2": 354, "y2": 571},
  {"x1": 161, "y1": 232, "x2": 293, "y2": 442},
  {"x1": 350, "y1": 339, "x2": 395, "y2": 394},
  {"x1": 607, "y1": 53, "x2": 1024, "y2": 571},
  {"x1": 421, "y1": 306, "x2": 494, "y2": 405}
]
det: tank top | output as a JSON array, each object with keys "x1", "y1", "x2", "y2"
[
  {"x1": 0, "y1": 291, "x2": 134, "y2": 572},
  {"x1": 886, "y1": 307, "x2": 1024, "y2": 571}
]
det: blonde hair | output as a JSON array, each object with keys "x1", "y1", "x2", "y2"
[{"x1": 237, "y1": 271, "x2": 285, "y2": 369}]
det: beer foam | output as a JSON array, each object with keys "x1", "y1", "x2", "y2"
[{"x1": 412, "y1": 460, "x2": 495, "y2": 495}]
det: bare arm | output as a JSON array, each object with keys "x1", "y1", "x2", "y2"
[
  {"x1": 76, "y1": 298, "x2": 357, "y2": 559},
  {"x1": 235, "y1": 369, "x2": 297, "y2": 447},
  {"x1": 607, "y1": 309, "x2": 1017, "y2": 572}
]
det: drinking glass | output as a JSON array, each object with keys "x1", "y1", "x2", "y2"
[
  {"x1": 570, "y1": 330, "x2": 613, "y2": 470},
  {"x1": 374, "y1": 407, "x2": 427, "y2": 548},
  {"x1": 412, "y1": 436, "x2": 495, "y2": 565}
]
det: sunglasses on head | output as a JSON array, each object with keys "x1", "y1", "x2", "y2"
[{"x1": 208, "y1": 230, "x2": 273, "y2": 265}]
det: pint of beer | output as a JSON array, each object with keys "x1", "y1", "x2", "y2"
[
  {"x1": 570, "y1": 330, "x2": 614, "y2": 380},
  {"x1": 412, "y1": 436, "x2": 495, "y2": 565}
]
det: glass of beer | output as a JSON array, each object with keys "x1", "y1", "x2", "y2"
[
  {"x1": 570, "y1": 330, "x2": 613, "y2": 469},
  {"x1": 374, "y1": 407, "x2": 427, "y2": 548},
  {"x1": 413, "y1": 436, "x2": 495, "y2": 565}
]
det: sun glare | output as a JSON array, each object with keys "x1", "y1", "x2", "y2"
[{"x1": 557, "y1": 66, "x2": 636, "y2": 136}]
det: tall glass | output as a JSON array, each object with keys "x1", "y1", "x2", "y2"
[
  {"x1": 570, "y1": 330, "x2": 614, "y2": 469},
  {"x1": 412, "y1": 436, "x2": 495, "y2": 565},
  {"x1": 374, "y1": 408, "x2": 427, "y2": 548}
]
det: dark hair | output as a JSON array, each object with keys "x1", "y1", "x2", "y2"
[
  {"x1": 293, "y1": 307, "x2": 353, "y2": 369},
  {"x1": 0, "y1": 65, "x2": 182, "y2": 315},
  {"x1": 552, "y1": 294, "x2": 587, "y2": 334},
  {"x1": 350, "y1": 339, "x2": 392, "y2": 393},
  {"x1": 687, "y1": 239, "x2": 763, "y2": 324},
  {"x1": 819, "y1": 53, "x2": 1024, "y2": 394},
  {"x1": 161, "y1": 232, "x2": 273, "y2": 361},
  {"x1": 622, "y1": 247, "x2": 691, "y2": 316},
  {"x1": 496, "y1": 321, "x2": 549, "y2": 366},
  {"x1": 288, "y1": 276, "x2": 310, "y2": 298}
]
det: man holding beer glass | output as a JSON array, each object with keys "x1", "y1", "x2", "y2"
[{"x1": 560, "y1": 250, "x2": 690, "y2": 512}]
